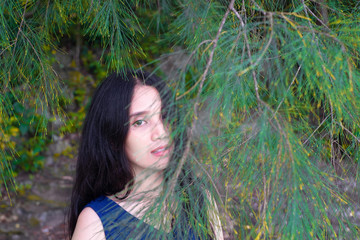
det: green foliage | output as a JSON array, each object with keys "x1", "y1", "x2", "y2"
[
  {"x1": 158, "y1": 0, "x2": 360, "y2": 238},
  {"x1": 1, "y1": 0, "x2": 360, "y2": 239},
  {"x1": 0, "y1": 101, "x2": 50, "y2": 177}
]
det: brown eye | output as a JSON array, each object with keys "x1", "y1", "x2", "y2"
[{"x1": 132, "y1": 120, "x2": 147, "y2": 127}]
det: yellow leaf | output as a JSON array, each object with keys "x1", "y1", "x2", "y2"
[
  {"x1": 282, "y1": 14, "x2": 297, "y2": 28},
  {"x1": 254, "y1": 230, "x2": 262, "y2": 240},
  {"x1": 10, "y1": 127, "x2": 19, "y2": 137},
  {"x1": 290, "y1": 12, "x2": 312, "y2": 21},
  {"x1": 282, "y1": 15, "x2": 307, "y2": 47},
  {"x1": 329, "y1": 19, "x2": 342, "y2": 25},
  {"x1": 323, "y1": 67, "x2": 336, "y2": 80}
]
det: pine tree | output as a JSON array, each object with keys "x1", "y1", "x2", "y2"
[{"x1": 1, "y1": 0, "x2": 360, "y2": 238}]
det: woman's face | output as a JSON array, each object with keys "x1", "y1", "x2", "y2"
[{"x1": 125, "y1": 85, "x2": 172, "y2": 176}]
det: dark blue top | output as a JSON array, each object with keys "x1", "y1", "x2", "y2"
[{"x1": 86, "y1": 196, "x2": 200, "y2": 240}]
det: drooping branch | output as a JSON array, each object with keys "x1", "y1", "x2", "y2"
[
  {"x1": 297, "y1": 25, "x2": 354, "y2": 86},
  {"x1": 176, "y1": 39, "x2": 213, "y2": 100},
  {"x1": 7, "y1": 0, "x2": 29, "y2": 92},
  {"x1": 192, "y1": 153, "x2": 224, "y2": 206},
  {"x1": 304, "y1": 5, "x2": 330, "y2": 31},
  {"x1": 165, "y1": 0, "x2": 235, "y2": 200},
  {"x1": 317, "y1": 0, "x2": 329, "y2": 26},
  {"x1": 303, "y1": 114, "x2": 331, "y2": 145},
  {"x1": 337, "y1": 122, "x2": 360, "y2": 144},
  {"x1": 231, "y1": 7, "x2": 274, "y2": 100},
  {"x1": 12, "y1": 0, "x2": 29, "y2": 54},
  {"x1": 273, "y1": 65, "x2": 302, "y2": 118},
  {"x1": 0, "y1": 43, "x2": 15, "y2": 57},
  {"x1": 231, "y1": 6, "x2": 306, "y2": 237}
]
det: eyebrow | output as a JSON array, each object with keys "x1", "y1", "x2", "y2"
[{"x1": 129, "y1": 111, "x2": 149, "y2": 118}]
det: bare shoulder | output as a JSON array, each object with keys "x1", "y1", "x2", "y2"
[{"x1": 72, "y1": 207, "x2": 105, "y2": 240}]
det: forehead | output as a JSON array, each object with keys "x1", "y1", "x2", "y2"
[{"x1": 129, "y1": 85, "x2": 161, "y2": 113}]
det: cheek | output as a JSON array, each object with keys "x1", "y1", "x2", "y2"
[
  {"x1": 124, "y1": 133, "x2": 135, "y2": 158},
  {"x1": 125, "y1": 131, "x2": 149, "y2": 160},
  {"x1": 125, "y1": 135, "x2": 137, "y2": 156}
]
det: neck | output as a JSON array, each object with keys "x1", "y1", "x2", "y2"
[
  {"x1": 111, "y1": 170, "x2": 167, "y2": 223},
  {"x1": 129, "y1": 169, "x2": 164, "y2": 199}
]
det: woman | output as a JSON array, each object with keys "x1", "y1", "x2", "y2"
[{"x1": 68, "y1": 70, "x2": 223, "y2": 239}]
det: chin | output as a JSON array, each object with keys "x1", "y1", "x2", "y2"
[{"x1": 151, "y1": 158, "x2": 170, "y2": 171}]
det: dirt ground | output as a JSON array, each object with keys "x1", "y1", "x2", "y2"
[{"x1": 0, "y1": 135, "x2": 77, "y2": 240}]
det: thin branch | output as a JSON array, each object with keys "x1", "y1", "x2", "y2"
[
  {"x1": 176, "y1": 39, "x2": 213, "y2": 100},
  {"x1": 166, "y1": 0, "x2": 235, "y2": 200},
  {"x1": 250, "y1": 0, "x2": 267, "y2": 15},
  {"x1": 7, "y1": 0, "x2": 29, "y2": 91},
  {"x1": 232, "y1": 7, "x2": 283, "y2": 140},
  {"x1": 303, "y1": 114, "x2": 331, "y2": 145},
  {"x1": 240, "y1": 0, "x2": 247, "y2": 66},
  {"x1": 232, "y1": 6, "x2": 275, "y2": 237},
  {"x1": 301, "y1": 2, "x2": 352, "y2": 88},
  {"x1": 235, "y1": 0, "x2": 272, "y2": 66},
  {"x1": 333, "y1": 139, "x2": 353, "y2": 161},
  {"x1": 297, "y1": 25, "x2": 354, "y2": 85},
  {"x1": 184, "y1": 40, "x2": 213, "y2": 70},
  {"x1": 342, "y1": 105, "x2": 357, "y2": 124},
  {"x1": 19, "y1": 30, "x2": 46, "y2": 81},
  {"x1": 191, "y1": 153, "x2": 224, "y2": 206},
  {"x1": 304, "y1": 5, "x2": 331, "y2": 31},
  {"x1": 24, "y1": 0, "x2": 41, "y2": 18},
  {"x1": 232, "y1": 8, "x2": 274, "y2": 97},
  {"x1": 19, "y1": 29, "x2": 49, "y2": 110},
  {"x1": 298, "y1": 4, "x2": 356, "y2": 159},
  {"x1": 337, "y1": 122, "x2": 360, "y2": 143},
  {"x1": 219, "y1": 128, "x2": 260, "y2": 160},
  {"x1": 329, "y1": 97, "x2": 336, "y2": 171},
  {"x1": 300, "y1": 2, "x2": 356, "y2": 154},
  {"x1": 12, "y1": 0, "x2": 29, "y2": 54},
  {"x1": 5, "y1": 1, "x2": 29, "y2": 93},
  {"x1": 273, "y1": 65, "x2": 302, "y2": 118},
  {"x1": 232, "y1": 5, "x2": 260, "y2": 97},
  {"x1": 300, "y1": 0, "x2": 341, "y2": 88},
  {"x1": 228, "y1": 29, "x2": 244, "y2": 58},
  {"x1": 0, "y1": 43, "x2": 15, "y2": 57},
  {"x1": 308, "y1": 0, "x2": 337, "y2": 16},
  {"x1": 301, "y1": 0, "x2": 323, "y2": 58}
]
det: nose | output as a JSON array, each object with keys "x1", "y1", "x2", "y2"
[{"x1": 151, "y1": 118, "x2": 167, "y2": 141}]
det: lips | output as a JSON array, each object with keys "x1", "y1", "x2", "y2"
[{"x1": 151, "y1": 146, "x2": 169, "y2": 156}]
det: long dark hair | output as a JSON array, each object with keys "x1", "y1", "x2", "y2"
[{"x1": 68, "y1": 70, "x2": 171, "y2": 237}]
